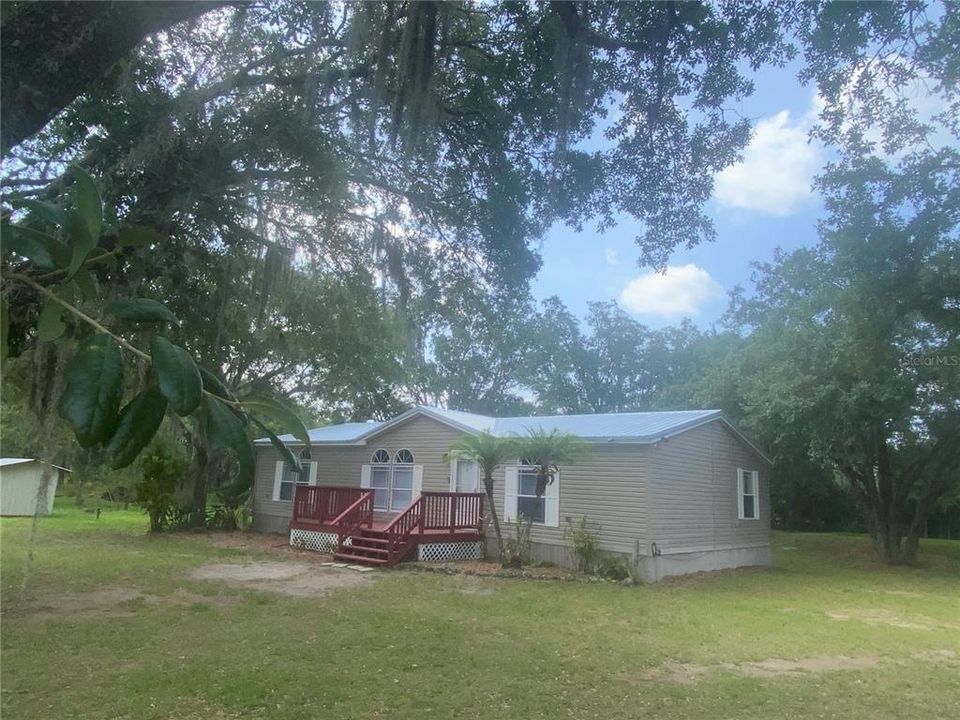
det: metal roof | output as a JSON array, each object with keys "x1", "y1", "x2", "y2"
[
  {"x1": 257, "y1": 406, "x2": 741, "y2": 447},
  {"x1": 0, "y1": 458, "x2": 71, "y2": 471},
  {"x1": 261, "y1": 421, "x2": 385, "y2": 445}
]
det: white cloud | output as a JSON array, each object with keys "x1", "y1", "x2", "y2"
[
  {"x1": 714, "y1": 108, "x2": 821, "y2": 216},
  {"x1": 604, "y1": 247, "x2": 618, "y2": 265},
  {"x1": 618, "y1": 264, "x2": 723, "y2": 318}
]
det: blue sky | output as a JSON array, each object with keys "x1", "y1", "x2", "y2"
[{"x1": 532, "y1": 61, "x2": 827, "y2": 330}]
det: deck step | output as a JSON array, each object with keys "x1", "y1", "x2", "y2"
[
  {"x1": 345, "y1": 544, "x2": 388, "y2": 556},
  {"x1": 334, "y1": 551, "x2": 388, "y2": 565}
]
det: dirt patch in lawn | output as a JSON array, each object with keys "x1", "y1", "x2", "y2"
[
  {"x1": 189, "y1": 561, "x2": 370, "y2": 597},
  {"x1": 14, "y1": 586, "x2": 235, "y2": 622},
  {"x1": 826, "y1": 608, "x2": 960, "y2": 631},
  {"x1": 639, "y1": 650, "x2": 959, "y2": 684}
]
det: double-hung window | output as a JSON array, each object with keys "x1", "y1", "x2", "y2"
[
  {"x1": 738, "y1": 469, "x2": 759, "y2": 520},
  {"x1": 278, "y1": 448, "x2": 314, "y2": 501},
  {"x1": 516, "y1": 459, "x2": 545, "y2": 524}
]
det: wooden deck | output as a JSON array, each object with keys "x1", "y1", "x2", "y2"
[{"x1": 290, "y1": 486, "x2": 485, "y2": 565}]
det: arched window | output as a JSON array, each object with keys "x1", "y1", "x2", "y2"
[
  {"x1": 369, "y1": 449, "x2": 391, "y2": 510},
  {"x1": 299, "y1": 447, "x2": 312, "y2": 460},
  {"x1": 391, "y1": 449, "x2": 415, "y2": 510}
]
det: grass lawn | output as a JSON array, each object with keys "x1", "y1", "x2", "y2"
[{"x1": 2, "y1": 502, "x2": 958, "y2": 719}]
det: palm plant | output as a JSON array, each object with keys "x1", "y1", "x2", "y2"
[
  {"x1": 447, "y1": 431, "x2": 517, "y2": 558},
  {"x1": 514, "y1": 427, "x2": 589, "y2": 498}
]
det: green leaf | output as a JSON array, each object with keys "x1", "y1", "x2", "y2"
[
  {"x1": 150, "y1": 335, "x2": 202, "y2": 415},
  {"x1": 58, "y1": 335, "x2": 124, "y2": 446},
  {"x1": 12, "y1": 198, "x2": 67, "y2": 228},
  {"x1": 37, "y1": 299, "x2": 66, "y2": 341},
  {"x1": 240, "y1": 393, "x2": 310, "y2": 446},
  {"x1": 106, "y1": 298, "x2": 179, "y2": 325},
  {"x1": 250, "y1": 417, "x2": 302, "y2": 473},
  {"x1": 7, "y1": 225, "x2": 70, "y2": 268},
  {"x1": 204, "y1": 396, "x2": 255, "y2": 489},
  {"x1": 118, "y1": 225, "x2": 163, "y2": 248},
  {"x1": 200, "y1": 368, "x2": 236, "y2": 401},
  {"x1": 64, "y1": 167, "x2": 103, "y2": 278},
  {"x1": 72, "y1": 268, "x2": 98, "y2": 300},
  {"x1": 105, "y1": 386, "x2": 168, "y2": 469},
  {"x1": 71, "y1": 166, "x2": 102, "y2": 244},
  {"x1": 1, "y1": 299, "x2": 9, "y2": 362}
]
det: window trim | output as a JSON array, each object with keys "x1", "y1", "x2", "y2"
[
  {"x1": 737, "y1": 468, "x2": 759, "y2": 520},
  {"x1": 394, "y1": 448, "x2": 414, "y2": 464}
]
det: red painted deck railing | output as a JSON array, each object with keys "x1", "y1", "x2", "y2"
[
  {"x1": 421, "y1": 492, "x2": 484, "y2": 533},
  {"x1": 333, "y1": 491, "x2": 375, "y2": 548},
  {"x1": 292, "y1": 485, "x2": 368, "y2": 525},
  {"x1": 382, "y1": 496, "x2": 423, "y2": 564}
]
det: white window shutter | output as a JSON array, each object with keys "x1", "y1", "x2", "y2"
[
  {"x1": 413, "y1": 464, "x2": 424, "y2": 498},
  {"x1": 449, "y1": 459, "x2": 458, "y2": 492},
  {"x1": 360, "y1": 464, "x2": 371, "y2": 489},
  {"x1": 272, "y1": 461, "x2": 284, "y2": 501},
  {"x1": 504, "y1": 466, "x2": 518, "y2": 522},
  {"x1": 308, "y1": 462, "x2": 318, "y2": 485},
  {"x1": 753, "y1": 471, "x2": 760, "y2": 519},
  {"x1": 737, "y1": 469, "x2": 744, "y2": 519},
  {"x1": 545, "y1": 470, "x2": 560, "y2": 527}
]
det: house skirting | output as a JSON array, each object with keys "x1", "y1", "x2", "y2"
[
  {"x1": 485, "y1": 537, "x2": 770, "y2": 582},
  {"x1": 635, "y1": 544, "x2": 771, "y2": 582}
]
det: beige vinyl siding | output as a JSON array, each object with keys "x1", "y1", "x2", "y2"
[
  {"x1": 491, "y1": 444, "x2": 648, "y2": 556},
  {"x1": 252, "y1": 415, "x2": 464, "y2": 531},
  {"x1": 645, "y1": 420, "x2": 771, "y2": 554}
]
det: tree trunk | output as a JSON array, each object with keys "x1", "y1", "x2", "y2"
[
  {"x1": 1, "y1": 1, "x2": 228, "y2": 152},
  {"x1": 191, "y1": 441, "x2": 209, "y2": 527},
  {"x1": 483, "y1": 476, "x2": 504, "y2": 560}
]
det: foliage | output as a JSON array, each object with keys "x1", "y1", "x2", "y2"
[
  {"x1": 447, "y1": 431, "x2": 517, "y2": 558},
  {"x1": 564, "y1": 516, "x2": 601, "y2": 573},
  {"x1": 135, "y1": 441, "x2": 189, "y2": 532},
  {"x1": 501, "y1": 513, "x2": 532, "y2": 569},
  {"x1": 594, "y1": 553, "x2": 632, "y2": 582},
  {"x1": 1, "y1": 170, "x2": 310, "y2": 505},
  {"x1": 722, "y1": 147, "x2": 960, "y2": 564},
  {"x1": 513, "y1": 427, "x2": 589, "y2": 497}
]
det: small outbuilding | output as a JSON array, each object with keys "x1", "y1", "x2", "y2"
[{"x1": 0, "y1": 458, "x2": 70, "y2": 516}]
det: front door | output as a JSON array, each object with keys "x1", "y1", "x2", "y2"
[{"x1": 454, "y1": 459, "x2": 479, "y2": 493}]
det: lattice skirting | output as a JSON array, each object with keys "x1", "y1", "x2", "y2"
[
  {"x1": 289, "y1": 529, "x2": 339, "y2": 553},
  {"x1": 418, "y1": 541, "x2": 483, "y2": 562}
]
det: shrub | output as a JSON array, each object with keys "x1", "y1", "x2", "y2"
[
  {"x1": 501, "y1": 514, "x2": 532, "y2": 568},
  {"x1": 595, "y1": 553, "x2": 631, "y2": 581},
  {"x1": 564, "y1": 516, "x2": 600, "y2": 573},
  {"x1": 136, "y1": 444, "x2": 188, "y2": 532}
]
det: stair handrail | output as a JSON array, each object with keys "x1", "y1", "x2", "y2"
[
  {"x1": 382, "y1": 496, "x2": 424, "y2": 563},
  {"x1": 333, "y1": 491, "x2": 374, "y2": 549}
]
